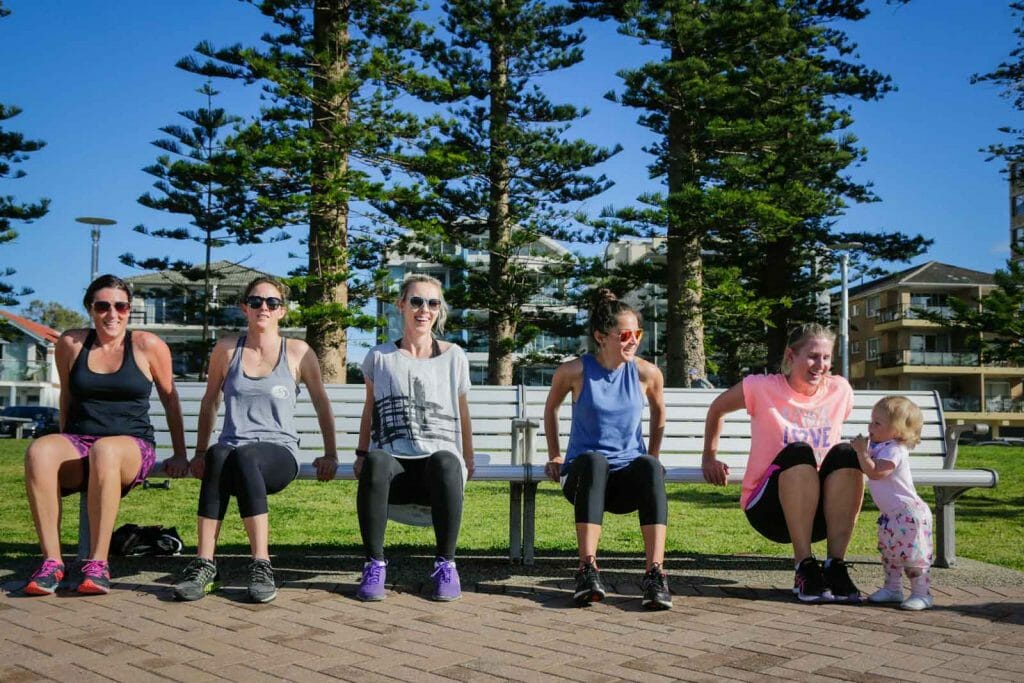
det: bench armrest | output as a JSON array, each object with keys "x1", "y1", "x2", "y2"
[{"x1": 943, "y1": 422, "x2": 989, "y2": 469}]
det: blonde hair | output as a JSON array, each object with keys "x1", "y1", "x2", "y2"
[
  {"x1": 398, "y1": 273, "x2": 448, "y2": 334},
  {"x1": 244, "y1": 276, "x2": 289, "y2": 301},
  {"x1": 781, "y1": 323, "x2": 837, "y2": 375},
  {"x1": 874, "y1": 395, "x2": 923, "y2": 449}
]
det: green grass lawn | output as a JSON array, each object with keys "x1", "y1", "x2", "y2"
[{"x1": 1, "y1": 440, "x2": 1020, "y2": 571}]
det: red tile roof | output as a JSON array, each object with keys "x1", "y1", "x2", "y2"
[{"x1": 0, "y1": 310, "x2": 61, "y2": 344}]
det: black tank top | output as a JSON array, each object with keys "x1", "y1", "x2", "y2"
[{"x1": 65, "y1": 329, "x2": 155, "y2": 443}]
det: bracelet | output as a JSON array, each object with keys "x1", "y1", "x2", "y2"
[{"x1": 355, "y1": 449, "x2": 369, "y2": 458}]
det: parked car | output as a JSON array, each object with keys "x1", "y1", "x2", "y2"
[
  {"x1": 0, "y1": 405, "x2": 60, "y2": 439},
  {"x1": 973, "y1": 438, "x2": 1024, "y2": 448}
]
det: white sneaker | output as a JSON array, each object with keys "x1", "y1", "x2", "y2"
[
  {"x1": 868, "y1": 587, "x2": 904, "y2": 603},
  {"x1": 900, "y1": 594, "x2": 934, "y2": 611}
]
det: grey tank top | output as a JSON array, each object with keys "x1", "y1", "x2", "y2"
[{"x1": 217, "y1": 336, "x2": 300, "y2": 457}]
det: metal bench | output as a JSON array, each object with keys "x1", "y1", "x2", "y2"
[{"x1": 518, "y1": 387, "x2": 999, "y2": 568}]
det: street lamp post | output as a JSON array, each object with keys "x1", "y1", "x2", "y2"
[
  {"x1": 75, "y1": 216, "x2": 117, "y2": 281},
  {"x1": 828, "y1": 242, "x2": 864, "y2": 379}
]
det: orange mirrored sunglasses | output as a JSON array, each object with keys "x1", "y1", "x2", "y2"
[{"x1": 618, "y1": 328, "x2": 644, "y2": 343}]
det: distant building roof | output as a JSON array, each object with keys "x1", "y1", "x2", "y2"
[
  {"x1": 847, "y1": 261, "x2": 996, "y2": 298},
  {"x1": 0, "y1": 310, "x2": 61, "y2": 345},
  {"x1": 125, "y1": 261, "x2": 275, "y2": 290}
]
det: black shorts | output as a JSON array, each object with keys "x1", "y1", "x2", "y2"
[{"x1": 743, "y1": 442, "x2": 859, "y2": 544}]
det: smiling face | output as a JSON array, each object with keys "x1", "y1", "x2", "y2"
[
  {"x1": 88, "y1": 287, "x2": 132, "y2": 338},
  {"x1": 398, "y1": 280, "x2": 443, "y2": 337},
  {"x1": 784, "y1": 335, "x2": 833, "y2": 395},
  {"x1": 595, "y1": 312, "x2": 642, "y2": 362},
  {"x1": 241, "y1": 282, "x2": 286, "y2": 332}
]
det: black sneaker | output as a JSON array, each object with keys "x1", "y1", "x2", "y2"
[
  {"x1": 792, "y1": 556, "x2": 831, "y2": 603},
  {"x1": 823, "y1": 558, "x2": 861, "y2": 603},
  {"x1": 641, "y1": 563, "x2": 673, "y2": 610},
  {"x1": 246, "y1": 559, "x2": 277, "y2": 604},
  {"x1": 573, "y1": 559, "x2": 606, "y2": 605},
  {"x1": 173, "y1": 558, "x2": 221, "y2": 602}
]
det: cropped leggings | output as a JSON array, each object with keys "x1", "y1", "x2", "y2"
[
  {"x1": 562, "y1": 452, "x2": 668, "y2": 526},
  {"x1": 357, "y1": 449, "x2": 464, "y2": 561},
  {"x1": 197, "y1": 442, "x2": 298, "y2": 520}
]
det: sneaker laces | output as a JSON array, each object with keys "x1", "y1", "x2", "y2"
[
  {"x1": 362, "y1": 561, "x2": 385, "y2": 584},
  {"x1": 644, "y1": 565, "x2": 667, "y2": 590},
  {"x1": 31, "y1": 559, "x2": 63, "y2": 579},
  {"x1": 249, "y1": 560, "x2": 273, "y2": 584},
  {"x1": 81, "y1": 559, "x2": 107, "y2": 578},
  {"x1": 827, "y1": 559, "x2": 858, "y2": 594},
  {"x1": 431, "y1": 560, "x2": 455, "y2": 583},
  {"x1": 181, "y1": 558, "x2": 212, "y2": 581}
]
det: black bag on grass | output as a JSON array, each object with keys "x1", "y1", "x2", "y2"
[{"x1": 110, "y1": 524, "x2": 184, "y2": 556}]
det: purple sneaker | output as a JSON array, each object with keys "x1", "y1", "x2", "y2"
[
  {"x1": 356, "y1": 559, "x2": 387, "y2": 602},
  {"x1": 430, "y1": 558, "x2": 461, "y2": 602}
]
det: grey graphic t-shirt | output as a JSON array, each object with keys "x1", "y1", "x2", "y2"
[{"x1": 361, "y1": 341, "x2": 471, "y2": 461}]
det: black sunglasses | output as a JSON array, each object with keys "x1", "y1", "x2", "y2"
[
  {"x1": 407, "y1": 295, "x2": 441, "y2": 311},
  {"x1": 245, "y1": 295, "x2": 284, "y2": 311},
  {"x1": 91, "y1": 300, "x2": 131, "y2": 313}
]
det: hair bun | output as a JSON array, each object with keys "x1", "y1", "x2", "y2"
[{"x1": 596, "y1": 287, "x2": 617, "y2": 304}]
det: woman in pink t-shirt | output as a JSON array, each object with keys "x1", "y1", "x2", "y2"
[{"x1": 702, "y1": 324, "x2": 864, "y2": 603}]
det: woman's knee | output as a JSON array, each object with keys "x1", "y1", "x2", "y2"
[
  {"x1": 632, "y1": 455, "x2": 665, "y2": 484},
  {"x1": 24, "y1": 437, "x2": 66, "y2": 476},
  {"x1": 88, "y1": 439, "x2": 132, "y2": 474},
  {"x1": 575, "y1": 451, "x2": 610, "y2": 477},
  {"x1": 427, "y1": 450, "x2": 462, "y2": 477},
  {"x1": 360, "y1": 449, "x2": 393, "y2": 485}
]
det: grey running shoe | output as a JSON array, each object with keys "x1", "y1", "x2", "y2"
[
  {"x1": 246, "y1": 559, "x2": 277, "y2": 604},
  {"x1": 172, "y1": 557, "x2": 221, "y2": 602},
  {"x1": 641, "y1": 563, "x2": 673, "y2": 610},
  {"x1": 573, "y1": 559, "x2": 606, "y2": 605}
]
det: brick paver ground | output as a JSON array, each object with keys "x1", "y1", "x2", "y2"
[{"x1": 2, "y1": 561, "x2": 1022, "y2": 682}]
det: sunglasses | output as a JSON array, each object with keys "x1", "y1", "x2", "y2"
[
  {"x1": 617, "y1": 328, "x2": 644, "y2": 343},
  {"x1": 245, "y1": 295, "x2": 284, "y2": 311},
  {"x1": 407, "y1": 296, "x2": 442, "y2": 311},
  {"x1": 91, "y1": 300, "x2": 131, "y2": 314}
]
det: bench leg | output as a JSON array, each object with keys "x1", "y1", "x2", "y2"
[
  {"x1": 78, "y1": 492, "x2": 91, "y2": 560},
  {"x1": 933, "y1": 486, "x2": 965, "y2": 569},
  {"x1": 523, "y1": 483, "x2": 537, "y2": 566},
  {"x1": 509, "y1": 482, "x2": 522, "y2": 563}
]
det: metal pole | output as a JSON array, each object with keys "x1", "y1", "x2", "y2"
[
  {"x1": 91, "y1": 226, "x2": 101, "y2": 281},
  {"x1": 840, "y1": 252, "x2": 850, "y2": 378}
]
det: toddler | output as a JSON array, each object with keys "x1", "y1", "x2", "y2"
[{"x1": 851, "y1": 396, "x2": 934, "y2": 610}]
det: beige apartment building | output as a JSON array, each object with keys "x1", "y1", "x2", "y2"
[{"x1": 843, "y1": 261, "x2": 1022, "y2": 437}]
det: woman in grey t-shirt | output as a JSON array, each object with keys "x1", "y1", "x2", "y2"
[{"x1": 355, "y1": 274, "x2": 474, "y2": 602}]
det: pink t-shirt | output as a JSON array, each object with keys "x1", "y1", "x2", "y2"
[
  {"x1": 740, "y1": 373, "x2": 853, "y2": 508},
  {"x1": 866, "y1": 439, "x2": 923, "y2": 514}
]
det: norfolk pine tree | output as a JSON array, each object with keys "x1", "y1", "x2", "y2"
[
  {"x1": 180, "y1": 1, "x2": 434, "y2": 381},
  {"x1": 0, "y1": 2, "x2": 48, "y2": 305},
  {"x1": 382, "y1": 0, "x2": 620, "y2": 385},
  {"x1": 122, "y1": 81, "x2": 285, "y2": 376}
]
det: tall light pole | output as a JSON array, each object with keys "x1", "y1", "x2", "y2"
[
  {"x1": 828, "y1": 242, "x2": 863, "y2": 378},
  {"x1": 75, "y1": 216, "x2": 117, "y2": 281}
]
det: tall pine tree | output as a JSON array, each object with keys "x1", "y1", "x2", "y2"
[
  {"x1": 0, "y1": 2, "x2": 49, "y2": 305},
  {"x1": 180, "y1": 0, "x2": 434, "y2": 381}
]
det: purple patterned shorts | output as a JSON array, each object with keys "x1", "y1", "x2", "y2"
[{"x1": 59, "y1": 433, "x2": 157, "y2": 497}]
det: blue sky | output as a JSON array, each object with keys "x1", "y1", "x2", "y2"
[{"x1": 0, "y1": 0, "x2": 1019, "y2": 337}]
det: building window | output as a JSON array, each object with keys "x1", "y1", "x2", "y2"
[
  {"x1": 1014, "y1": 228, "x2": 1024, "y2": 251},
  {"x1": 850, "y1": 340, "x2": 861, "y2": 355},
  {"x1": 866, "y1": 338, "x2": 879, "y2": 360},
  {"x1": 850, "y1": 303, "x2": 859, "y2": 317},
  {"x1": 866, "y1": 295, "x2": 881, "y2": 318},
  {"x1": 1013, "y1": 194, "x2": 1024, "y2": 217}
]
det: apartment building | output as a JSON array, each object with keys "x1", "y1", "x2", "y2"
[
  {"x1": 843, "y1": 261, "x2": 1022, "y2": 436},
  {"x1": 0, "y1": 310, "x2": 60, "y2": 407}
]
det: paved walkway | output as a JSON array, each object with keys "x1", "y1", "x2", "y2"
[{"x1": 2, "y1": 558, "x2": 1023, "y2": 682}]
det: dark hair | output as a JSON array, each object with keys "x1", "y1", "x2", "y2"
[
  {"x1": 588, "y1": 288, "x2": 641, "y2": 340},
  {"x1": 83, "y1": 274, "x2": 132, "y2": 310},
  {"x1": 243, "y1": 276, "x2": 289, "y2": 301}
]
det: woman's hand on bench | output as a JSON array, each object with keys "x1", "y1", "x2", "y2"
[
  {"x1": 164, "y1": 454, "x2": 191, "y2": 478},
  {"x1": 313, "y1": 453, "x2": 339, "y2": 481}
]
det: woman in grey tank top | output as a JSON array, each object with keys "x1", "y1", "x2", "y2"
[{"x1": 171, "y1": 277, "x2": 338, "y2": 604}]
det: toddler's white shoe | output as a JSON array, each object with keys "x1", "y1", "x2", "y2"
[
  {"x1": 900, "y1": 594, "x2": 934, "y2": 611},
  {"x1": 867, "y1": 587, "x2": 904, "y2": 603}
]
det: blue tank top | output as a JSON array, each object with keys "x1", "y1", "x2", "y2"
[
  {"x1": 563, "y1": 354, "x2": 647, "y2": 473},
  {"x1": 66, "y1": 329, "x2": 155, "y2": 443},
  {"x1": 218, "y1": 336, "x2": 300, "y2": 457}
]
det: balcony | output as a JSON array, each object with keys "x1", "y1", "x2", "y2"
[
  {"x1": 943, "y1": 397, "x2": 1024, "y2": 414},
  {"x1": 878, "y1": 349, "x2": 979, "y2": 368},
  {"x1": 875, "y1": 303, "x2": 952, "y2": 324},
  {"x1": 0, "y1": 360, "x2": 48, "y2": 382}
]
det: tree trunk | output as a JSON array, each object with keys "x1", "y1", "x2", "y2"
[
  {"x1": 486, "y1": 3, "x2": 515, "y2": 386},
  {"x1": 663, "y1": 44, "x2": 706, "y2": 388},
  {"x1": 307, "y1": 0, "x2": 350, "y2": 383},
  {"x1": 762, "y1": 239, "x2": 794, "y2": 371}
]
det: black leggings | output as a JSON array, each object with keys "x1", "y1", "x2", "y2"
[
  {"x1": 562, "y1": 452, "x2": 668, "y2": 526},
  {"x1": 197, "y1": 442, "x2": 298, "y2": 520},
  {"x1": 744, "y1": 442, "x2": 860, "y2": 544},
  {"x1": 357, "y1": 449, "x2": 464, "y2": 561}
]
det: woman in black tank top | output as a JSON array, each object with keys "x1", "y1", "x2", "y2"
[{"x1": 22, "y1": 275, "x2": 188, "y2": 597}]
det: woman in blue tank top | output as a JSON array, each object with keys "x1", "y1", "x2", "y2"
[
  {"x1": 171, "y1": 277, "x2": 337, "y2": 604},
  {"x1": 23, "y1": 275, "x2": 188, "y2": 597},
  {"x1": 543, "y1": 289, "x2": 671, "y2": 610}
]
